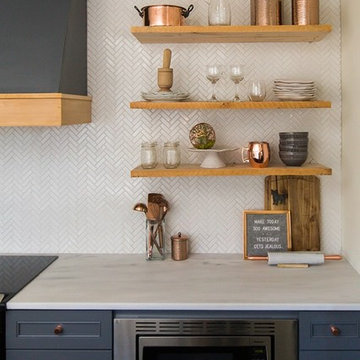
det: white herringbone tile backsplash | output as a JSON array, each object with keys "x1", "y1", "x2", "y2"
[{"x1": 0, "y1": 0, "x2": 341, "y2": 255}]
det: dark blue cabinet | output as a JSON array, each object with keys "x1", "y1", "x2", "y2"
[
  {"x1": 300, "y1": 351, "x2": 360, "y2": 360},
  {"x1": 299, "y1": 311, "x2": 360, "y2": 359},
  {"x1": 299, "y1": 311, "x2": 360, "y2": 350},
  {"x1": 7, "y1": 350, "x2": 112, "y2": 360},
  {"x1": 6, "y1": 310, "x2": 112, "y2": 360},
  {"x1": 6, "y1": 308, "x2": 360, "y2": 359}
]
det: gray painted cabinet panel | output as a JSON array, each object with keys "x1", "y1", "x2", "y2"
[
  {"x1": 0, "y1": 0, "x2": 87, "y2": 94},
  {"x1": 6, "y1": 310, "x2": 112, "y2": 350},
  {"x1": 7, "y1": 350, "x2": 112, "y2": 360}
]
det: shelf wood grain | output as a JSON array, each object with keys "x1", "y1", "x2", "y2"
[
  {"x1": 131, "y1": 24, "x2": 332, "y2": 44},
  {"x1": 130, "y1": 100, "x2": 331, "y2": 110},
  {"x1": 131, "y1": 163, "x2": 332, "y2": 178},
  {"x1": 0, "y1": 93, "x2": 92, "y2": 127}
]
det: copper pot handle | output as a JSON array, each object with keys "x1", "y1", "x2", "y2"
[
  {"x1": 54, "y1": 324, "x2": 64, "y2": 335},
  {"x1": 182, "y1": 4, "x2": 194, "y2": 18},
  {"x1": 134, "y1": 6, "x2": 144, "y2": 18},
  {"x1": 330, "y1": 325, "x2": 341, "y2": 336}
]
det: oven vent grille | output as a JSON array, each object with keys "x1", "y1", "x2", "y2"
[{"x1": 135, "y1": 320, "x2": 276, "y2": 335}]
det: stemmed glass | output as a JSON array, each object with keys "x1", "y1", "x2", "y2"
[
  {"x1": 229, "y1": 64, "x2": 244, "y2": 101},
  {"x1": 206, "y1": 65, "x2": 223, "y2": 101}
]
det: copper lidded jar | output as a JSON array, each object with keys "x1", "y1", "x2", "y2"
[
  {"x1": 292, "y1": 0, "x2": 319, "y2": 25},
  {"x1": 250, "y1": 0, "x2": 282, "y2": 25},
  {"x1": 171, "y1": 232, "x2": 189, "y2": 261}
]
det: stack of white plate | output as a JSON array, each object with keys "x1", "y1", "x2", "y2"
[
  {"x1": 273, "y1": 80, "x2": 316, "y2": 101},
  {"x1": 141, "y1": 91, "x2": 190, "y2": 102}
]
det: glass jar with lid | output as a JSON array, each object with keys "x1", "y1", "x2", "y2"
[
  {"x1": 141, "y1": 142, "x2": 158, "y2": 169},
  {"x1": 163, "y1": 141, "x2": 181, "y2": 169}
]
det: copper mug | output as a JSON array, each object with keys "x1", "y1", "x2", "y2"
[{"x1": 241, "y1": 142, "x2": 270, "y2": 168}]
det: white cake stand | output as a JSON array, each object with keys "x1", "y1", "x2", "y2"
[{"x1": 188, "y1": 147, "x2": 239, "y2": 168}]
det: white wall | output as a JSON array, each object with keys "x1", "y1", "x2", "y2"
[
  {"x1": 0, "y1": 0, "x2": 342, "y2": 254},
  {"x1": 342, "y1": 0, "x2": 360, "y2": 271}
]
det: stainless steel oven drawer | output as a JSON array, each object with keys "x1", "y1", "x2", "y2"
[
  {"x1": 114, "y1": 317, "x2": 298, "y2": 360},
  {"x1": 139, "y1": 335, "x2": 272, "y2": 360},
  {"x1": 6, "y1": 310, "x2": 112, "y2": 350}
]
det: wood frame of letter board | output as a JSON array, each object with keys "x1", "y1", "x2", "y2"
[{"x1": 243, "y1": 210, "x2": 292, "y2": 260}]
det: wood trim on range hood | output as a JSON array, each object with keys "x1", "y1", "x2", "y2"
[{"x1": 0, "y1": 93, "x2": 92, "y2": 127}]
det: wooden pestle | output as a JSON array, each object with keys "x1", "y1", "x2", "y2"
[
  {"x1": 158, "y1": 48, "x2": 173, "y2": 92},
  {"x1": 163, "y1": 48, "x2": 172, "y2": 68}
]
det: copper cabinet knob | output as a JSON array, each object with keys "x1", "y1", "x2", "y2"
[
  {"x1": 330, "y1": 325, "x2": 341, "y2": 336},
  {"x1": 54, "y1": 324, "x2": 64, "y2": 335}
]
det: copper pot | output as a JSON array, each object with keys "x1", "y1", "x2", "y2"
[{"x1": 135, "y1": 4, "x2": 194, "y2": 26}]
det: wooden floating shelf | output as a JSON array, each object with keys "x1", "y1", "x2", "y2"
[
  {"x1": 0, "y1": 93, "x2": 92, "y2": 127},
  {"x1": 130, "y1": 100, "x2": 331, "y2": 110},
  {"x1": 131, "y1": 163, "x2": 332, "y2": 178},
  {"x1": 131, "y1": 24, "x2": 332, "y2": 44}
]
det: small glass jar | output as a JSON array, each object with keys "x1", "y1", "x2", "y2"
[
  {"x1": 141, "y1": 142, "x2": 158, "y2": 169},
  {"x1": 163, "y1": 141, "x2": 180, "y2": 169}
]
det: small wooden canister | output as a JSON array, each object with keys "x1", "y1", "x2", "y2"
[
  {"x1": 292, "y1": 0, "x2": 319, "y2": 25},
  {"x1": 171, "y1": 232, "x2": 189, "y2": 261}
]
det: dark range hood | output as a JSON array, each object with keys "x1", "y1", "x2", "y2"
[{"x1": 0, "y1": 0, "x2": 91, "y2": 126}]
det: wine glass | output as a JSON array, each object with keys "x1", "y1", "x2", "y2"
[
  {"x1": 206, "y1": 65, "x2": 223, "y2": 101},
  {"x1": 229, "y1": 64, "x2": 244, "y2": 101}
]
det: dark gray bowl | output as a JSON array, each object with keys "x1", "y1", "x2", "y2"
[
  {"x1": 280, "y1": 158, "x2": 307, "y2": 166},
  {"x1": 279, "y1": 145, "x2": 308, "y2": 152},
  {"x1": 279, "y1": 139, "x2": 308, "y2": 146},
  {"x1": 279, "y1": 132, "x2": 309, "y2": 139},
  {"x1": 279, "y1": 151, "x2": 308, "y2": 158}
]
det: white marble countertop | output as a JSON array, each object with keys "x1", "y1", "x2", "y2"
[{"x1": 7, "y1": 254, "x2": 360, "y2": 311}]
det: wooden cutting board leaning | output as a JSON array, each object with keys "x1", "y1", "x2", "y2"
[{"x1": 264, "y1": 175, "x2": 320, "y2": 251}]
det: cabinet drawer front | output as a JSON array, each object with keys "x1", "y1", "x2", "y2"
[
  {"x1": 7, "y1": 350, "x2": 112, "y2": 360},
  {"x1": 6, "y1": 310, "x2": 112, "y2": 350},
  {"x1": 300, "y1": 312, "x2": 360, "y2": 350},
  {"x1": 300, "y1": 351, "x2": 360, "y2": 360}
]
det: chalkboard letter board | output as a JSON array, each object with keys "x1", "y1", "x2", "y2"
[{"x1": 244, "y1": 210, "x2": 291, "y2": 259}]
